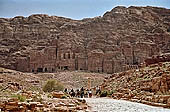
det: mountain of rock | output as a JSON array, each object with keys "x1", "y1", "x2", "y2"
[{"x1": 0, "y1": 6, "x2": 170, "y2": 73}]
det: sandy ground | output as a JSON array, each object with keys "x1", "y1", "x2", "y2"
[{"x1": 85, "y1": 98, "x2": 170, "y2": 112}]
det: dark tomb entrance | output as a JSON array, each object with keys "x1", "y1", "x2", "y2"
[
  {"x1": 52, "y1": 68, "x2": 54, "y2": 72},
  {"x1": 44, "y1": 68, "x2": 48, "y2": 72},
  {"x1": 37, "y1": 68, "x2": 43, "y2": 72},
  {"x1": 64, "y1": 66, "x2": 68, "y2": 70}
]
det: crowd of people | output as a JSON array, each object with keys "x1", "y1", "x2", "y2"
[{"x1": 64, "y1": 86, "x2": 101, "y2": 98}]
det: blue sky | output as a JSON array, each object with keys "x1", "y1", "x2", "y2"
[{"x1": 0, "y1": 0, "x2": 170, "y2": 20}]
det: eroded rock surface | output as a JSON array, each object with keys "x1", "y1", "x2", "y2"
[
  {"x1": 100, "y1": 62, "x2": 170, "y2": 108},
  {"x1": 0, "y1": 6, "x2": 170, "y2": 73}
]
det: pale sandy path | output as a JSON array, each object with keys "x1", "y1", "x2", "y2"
[{"x1": 85, "y1": 98, "x2": 170, "y2": 112}]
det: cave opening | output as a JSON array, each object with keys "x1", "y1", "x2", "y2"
[{"x1": 37, "y1": 68, "x2": 43, "y2": 72}]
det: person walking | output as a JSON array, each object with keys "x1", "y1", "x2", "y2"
[
  {"x1": 96, "y1": 86, "x2": 101, "y2": 96},
  {"x1": 76, "y1": 89, "x2": 80, "y2": 98},
  {"x1": 88, "y1": 89, "x2": 92, "y2": 98},
  {"x1": 70, "y1": 89, "x2": 75, "y2": 97},
  {"x1": 64, "y1": 88, "x2": 68, "y2": 94},
  {"x1": 80, "y1": 87, "x2": 84, "y2": 98},
  {"x1": 84, "y1": 89, "x2": 88, "y2": 98}
]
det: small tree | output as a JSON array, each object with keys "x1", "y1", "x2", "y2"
[{"x1": 43, "y1": 80, "x2": 64, "y2": 92}]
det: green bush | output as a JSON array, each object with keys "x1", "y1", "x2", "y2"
[
  {"x1": 108, "y1": 90, "x2": 116, "y2": 96},
  {"x1": 0, "y1": 85, "x2": 3, "y2": 90},
  {"x1": 64, "y1": 93, "x2": 70, "y2": 98},
  {"x1": 43, "y1": 80, "x2": 64, "y2": 92},
  {"x1": 100, "y1": 91, "x2": 108, "y2": 97},
  {"x1": 61, "y1": 95, "x2": 67, "y2": 99},
  {"x1": 11, "y1": 94, "x2": 26, "y2": 102},
  {"x1": 32, "y1": 94, "x2": 43, "y2": 102},
  {"x1": 47, "y1": 93, "x2": 53, "y2": 98}
]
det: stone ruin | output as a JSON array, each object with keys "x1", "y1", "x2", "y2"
[
  {"x1": 16, "y1": 38, "x2": 124, "y2": 73},
  {"x1": 15, "y1": 36, "x2": 160, "y2": 74}
]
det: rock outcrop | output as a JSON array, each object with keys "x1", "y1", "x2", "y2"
[
  {"x1": 0, "y1": 6, "x2": 170, "y2": 73},
  {"x1": 101, "y1": 62, "x2": 170, "y2": 108},
  {"x1": 0, "y1": 91, "x2": 89, "y2": 112},
  {"x1": 145, "y1": 53, "x2": 170, "y2": 66}
]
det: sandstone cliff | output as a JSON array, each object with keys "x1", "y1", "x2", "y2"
[{"x1": 0, "y1": 6, "x2": 170, "y2": 72}]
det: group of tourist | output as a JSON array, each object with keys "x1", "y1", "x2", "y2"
[
  {"x1": 64, "y1": 86, "x2": 101, "y2": 98},
  {"x1": 64, "y1": 87, "x2": 93, "y2": 98}
]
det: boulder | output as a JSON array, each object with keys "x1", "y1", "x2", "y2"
[
  {"x1": 151, "y1": 77, "x2": 161, "y2": 92},
  {"x1": 52, "y1": 91, "x2": 64, "y2": 98},
  {"x1": 167, "y1": 98, "x2": 170, "y2": 107},
  {"x1": 54, "y1": 106, "x2": 68, "y2": 112}
]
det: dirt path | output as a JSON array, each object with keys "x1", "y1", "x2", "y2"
[{"x1": 85, "y1": 98, "x2": 170, "y2": 112}]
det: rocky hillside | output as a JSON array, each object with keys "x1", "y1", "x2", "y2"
[
  {"x1": 0, "y1": 68, "x2": 92, "y2": 111},
  {"x1": 0, "y1": 6, "x2": 170, "y2": 71},
  {"x1": 0, "y1": 67, "x2": 107, "y2": 91},
  {"x1": 101, "y1": 61, "x2": 170, "y2": 108}
]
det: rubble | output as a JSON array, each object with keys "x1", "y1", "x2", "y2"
[{"x1": 0, "y1": 91, "x2": 89, "y2": 112}]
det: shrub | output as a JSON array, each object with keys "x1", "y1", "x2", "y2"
[
  {"x1": 64, "y1": 93, "x2": 70, "y2": 98},
  {"x1": 43, "y1": 80, "x2": 64, "y2": 92},
  {"x1": 32, "y1": 94, "x2": 43, "y2": 102},
  {"x1": 108, "y1": 90, "x2": 116, "y2": 96},
  {"x1": 47, "y1": 93, "x2": 53, "y2": 98},
  {"x1": 0, "y1": 85, "x2": 3, "y2": 90},
  {"x1": 61, "y1": 95, "x2": 67, "y2": 99},
  {"x1": 100, "y1": 91, "x2": 108, "y2": 97},
  {"x1": 11, "y1": 94, "x2": 26, "y2": 102}
]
